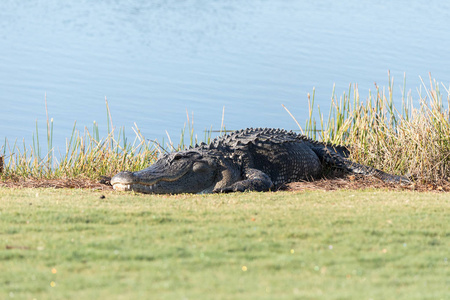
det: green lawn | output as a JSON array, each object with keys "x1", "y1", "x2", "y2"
[{"x1": 1, "y1": 188, "x2": 448, "y2": 299}]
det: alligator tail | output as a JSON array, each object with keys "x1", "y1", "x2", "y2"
[{"x1": 312, "y1": 146, "x2": 411, "y2": 184}]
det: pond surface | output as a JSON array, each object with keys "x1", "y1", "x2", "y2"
[{"x1": 1, "y1": 0, "x2": 450, "y2": 151}]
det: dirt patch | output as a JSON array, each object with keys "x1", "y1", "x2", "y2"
[
  {"x1": 0, "y1": 177, "x2": 113, "y2": 191},
  {"x1": 285, "y1": 175, "x2": 443, "y2": 192},
  {"x1": 0, "y1": 174, "x2": 448, "y2": 193}
]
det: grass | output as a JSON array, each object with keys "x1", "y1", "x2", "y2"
[
  {"x1": 2, "y1": 74, "x2": 450, "y2": 184},
  {"x1": 299, "y1": 73, "x2": 450, "y2": 183},
  {"x1": 1, "y1": 99, "x2": 159, "y2": 180},
  {"x1": 1, "y1": 75, "x2": 449, "y2": 300},
  {"x1": 1, "y1": 188, "x2": 448, "y2": 299},
  {"x1": 1, "y1": 101, "x2": 215, "y2": 182}
]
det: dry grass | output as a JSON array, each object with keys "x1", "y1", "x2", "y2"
[
  {"x1": 1, "y1": 99, "x2": 159, "y2": 181},
  {"x1": 0, "y1": 177, "x2": 112, "y2": 190},
  {"x1": 1, "y1": 74, "x2": 450, "y2": 186},
  {"x1": 301, "y1": 73, "x2": 450, "y2": 184},
  {"x1": 1, "y1": 171, "x2": 448, "y2": 193}
]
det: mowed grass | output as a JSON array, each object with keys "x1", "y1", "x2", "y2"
[{"x1": 1, "y1": 188, "x2": 448, "y2": 299}]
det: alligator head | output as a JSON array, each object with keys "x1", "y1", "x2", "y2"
[{"x1": 110, "y1": 151, "x2": 221, "y2": 194}]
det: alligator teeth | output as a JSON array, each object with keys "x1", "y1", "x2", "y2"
[{"x1": 113, "y1": 184, "x2": 131, "y2": 191}]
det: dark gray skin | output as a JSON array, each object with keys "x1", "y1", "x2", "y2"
[
  {"x1": 111, "y1": 128, "x2": 411, "y2": 194},
  {"x1": 111, "y1": 151, "x2": 225, "y2": 194}
]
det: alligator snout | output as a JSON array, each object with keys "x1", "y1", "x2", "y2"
[{"x1": 111, "y1": 171, "x2": 135, "y2": 191}]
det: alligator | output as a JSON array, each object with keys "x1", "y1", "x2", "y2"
[{"x1": 110, "y1": 128, "x2": 410, "y2": 194}]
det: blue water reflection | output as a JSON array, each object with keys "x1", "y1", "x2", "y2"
[{"x1": 1, "y1": 0, "x2": 449, "y2": 151}]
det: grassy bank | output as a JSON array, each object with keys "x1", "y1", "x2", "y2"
[
  {"x1": 1, "y1": 188, "x2": 448, "y2": 299},
  {"x1": 1, "y1": 99, "x2": 160, "y2": 180},
  {"x1": 1, "y1": 74, "x2": 450, "y2": 183}
]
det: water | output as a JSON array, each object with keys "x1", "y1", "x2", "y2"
[{"x1": 1, "y1": 0, "x2": 450, "y2": 152}]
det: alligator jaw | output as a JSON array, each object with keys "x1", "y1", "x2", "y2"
[
  {"x1": 110, "y1": 170, "x2": 189, "y2": 193},
  {"x1": 111, "y1": 171, "x2": 134, "y2": 191},
  {"x1": 111, "y1": 183, "x2": 132, "y2": 192},
  {"x1": 112, "y1": 182, "x2": 152, "y2": 192}
]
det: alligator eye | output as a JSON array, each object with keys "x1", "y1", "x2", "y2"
[{"x1": 172, "y1": 153, "x2": 183, "y2": 160}]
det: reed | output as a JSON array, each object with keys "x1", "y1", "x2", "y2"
[
  {"x1": 299, "y1": 73, "x2": 450, "y2": 183},
  {"x1": 1, "y1": 74, "x2": 449, "y2": 184},
  {"x1": 1, "y1": 99, "x2": 159, "y2": 180},
  {"x1": 0, "y1": 102, "x2": 215, "y2": 181}
]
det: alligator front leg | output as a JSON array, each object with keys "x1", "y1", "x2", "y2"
[{"x1": 214, "y1": 168, "x2": 274, "y2": 193}]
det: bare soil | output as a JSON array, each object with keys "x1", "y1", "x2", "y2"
[
  {"x1": 285, "y1": 176, "x2": 448, "y2": 192},
  {"x1": 1, "y1": 173, "x2": 448, "y2": 193},
  {"x1": 0, "y1": 177, "x2": 113, "y2": 191}
]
